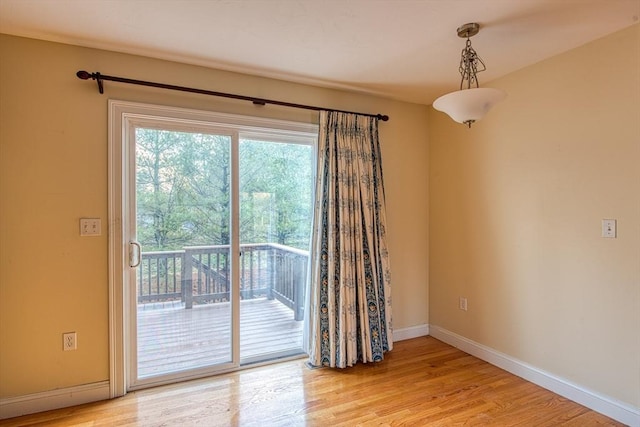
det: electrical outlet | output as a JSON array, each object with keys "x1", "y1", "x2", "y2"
[
  {"x1": 80, "y1": 218, "x2": 101, "y2": 236},
  {"x1": 459, "y1": 297, "x2": 468, "y2": 311},
  {"x1": 601, "y1": 219, "x2": 616, "y2": 238},
  {"x1": 63, "y1": 332, "x2": 77, "y2": 351}
]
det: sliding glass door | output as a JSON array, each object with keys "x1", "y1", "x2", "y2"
[
  {"x1": 238, "y1": 138, "x2": 313, "y2": 364},
  {"x1": 132, "y1": 127, "x2": 234, "y2": 383},
  {"x1": 117, "y1": 102, "x2": 316, "y2": 390}
]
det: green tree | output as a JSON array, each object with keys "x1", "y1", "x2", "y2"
[
  {"x1": 180, "y1": 133, "x2": 231, "y2": 246},
  {"x1": 136, "y1": 128, "x2": 193, "y2": 250},
  {"x1": 136, "y1": 129, "x2": 313, "y2": 252},
  {"x1": 240, "y1": 140, "x2": 313, "y2": 249}
]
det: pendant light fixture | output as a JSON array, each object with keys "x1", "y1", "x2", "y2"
[{"x1": 433, "y1": 23, "x2": 506, "y2": 128}]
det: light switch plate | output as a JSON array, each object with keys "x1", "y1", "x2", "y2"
[
  {"x1": 80, "y1": 218, "x2": 101, "y2": 236},
  {"x1": 601, "y1": 219, "x2": 616, "y2": 238}
]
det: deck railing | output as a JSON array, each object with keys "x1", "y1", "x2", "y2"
[{"x1": 137, "y1": 243, "x2": 308, "y2": 320}]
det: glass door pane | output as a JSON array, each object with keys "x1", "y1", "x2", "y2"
[
  {"x1": 133, "y1": 127, "x2": 234, "y2": 381},
  {"x1": 238, "y1": 138, "x2": 313, "y2": 364}
]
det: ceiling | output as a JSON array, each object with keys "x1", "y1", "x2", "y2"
[{"x1": 1, "y1": 0, "x2": 638, "y2": 105}]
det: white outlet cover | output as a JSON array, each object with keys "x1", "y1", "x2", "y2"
[
  {"x1": 63, "y1": 332, "x2": 77, "y2": 351},
  {"x1": 602, "y1": 219, "x2": 616, "y2": 238}
]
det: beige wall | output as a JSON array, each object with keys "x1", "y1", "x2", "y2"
[
  {"x1": 428, "y1": 24, "x2": 640, "y2": 407},
  {"x1": 0, "y1": 34, "x2": 430, "y2": 398}
]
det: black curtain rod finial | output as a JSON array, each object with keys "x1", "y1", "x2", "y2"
[
  {"x1": 76, "y1": 70, "x2": 104, "y2": 94},
  {"x1": 76, "y1": 70, "x2": 92, "y2": 80}
]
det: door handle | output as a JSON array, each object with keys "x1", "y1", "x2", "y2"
[{"x1": 129, "y1": 241, "x2": 142, "y2": 268}]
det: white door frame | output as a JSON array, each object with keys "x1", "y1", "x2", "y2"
[{"x1": 108, "y1": 100, "x2": 317, "y2": 397}]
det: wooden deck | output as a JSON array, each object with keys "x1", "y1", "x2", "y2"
[{"x1": 137, "y1": 298, "x2": 304, "y2": 378}]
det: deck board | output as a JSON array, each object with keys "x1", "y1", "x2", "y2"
[{"x1": 137, "y1": 298, "x2": 304, "y2": 378}]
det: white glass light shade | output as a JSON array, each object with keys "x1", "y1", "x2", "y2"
[{"x1": 433, "y1": 87, "x2": 506, "y2": 125}]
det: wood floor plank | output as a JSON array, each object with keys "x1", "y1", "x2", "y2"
[{"x1": 0, "y1": 337, "x2": 624, "y2": 426}]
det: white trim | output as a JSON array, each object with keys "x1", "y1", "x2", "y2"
[
  {"x1": 108, "y1": 100, "x2": 127, "y2": 398},
  {"x1": 230, "y1": 131, "x2": 241, "y2": 369},
  {"x1": 109, "y1": 100, "x2": 319, "y2": 393},
  {"x1": 0, "y1": 381, "x2": 110, "y2": 420},
  {"x1": 107, "y1": 100, "x2": 318, "y2": 137},
  {"x1": 394, "y1": 324, "x2": 429, "y2": 342},
  {"x1": 429, "y1": 325, "x2": 640, "y2": 427}
]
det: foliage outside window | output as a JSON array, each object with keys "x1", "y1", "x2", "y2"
[{"x1": 135, "y1": 128, "x2": 313, "y2": 252}]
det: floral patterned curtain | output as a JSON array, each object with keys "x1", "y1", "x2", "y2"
[{"x1": 307, "y1": 111, "x2": 393, "y2": 368}]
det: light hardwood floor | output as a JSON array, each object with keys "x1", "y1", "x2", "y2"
[{"x1": 0, "y1": 337, "x2": 623, "y2": 426}]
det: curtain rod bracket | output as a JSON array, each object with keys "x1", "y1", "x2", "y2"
[
  {"x1": 76, "y1": 70, "x2": 104, "y2": 94},
  {"x1": 75, "y1": 70, "x2": 389, "y2": 121},
  {"x1": 96, "y1": 72, "x2": 104, "y2": 94}
]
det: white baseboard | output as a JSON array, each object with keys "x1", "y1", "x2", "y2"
[
  {"x1": 429, "y1": 325, "x2": 640, "y2": 427},
  {"x1": 0, "y1": 381, "x2": 110, "y2": 420},
  {"x1": 394, "y1": 323, "x2": 429, "y2": 342},
  {"x1": 3, "y1": 325, "x2": 636, "y2": 425},
  {"x1": 0, "y1": 326, "x2": 430, "y2": 421}
]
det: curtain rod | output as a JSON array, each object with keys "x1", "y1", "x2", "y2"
[{"x1": 76, "y1": 71, "x2": 389, "y2": 121}]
